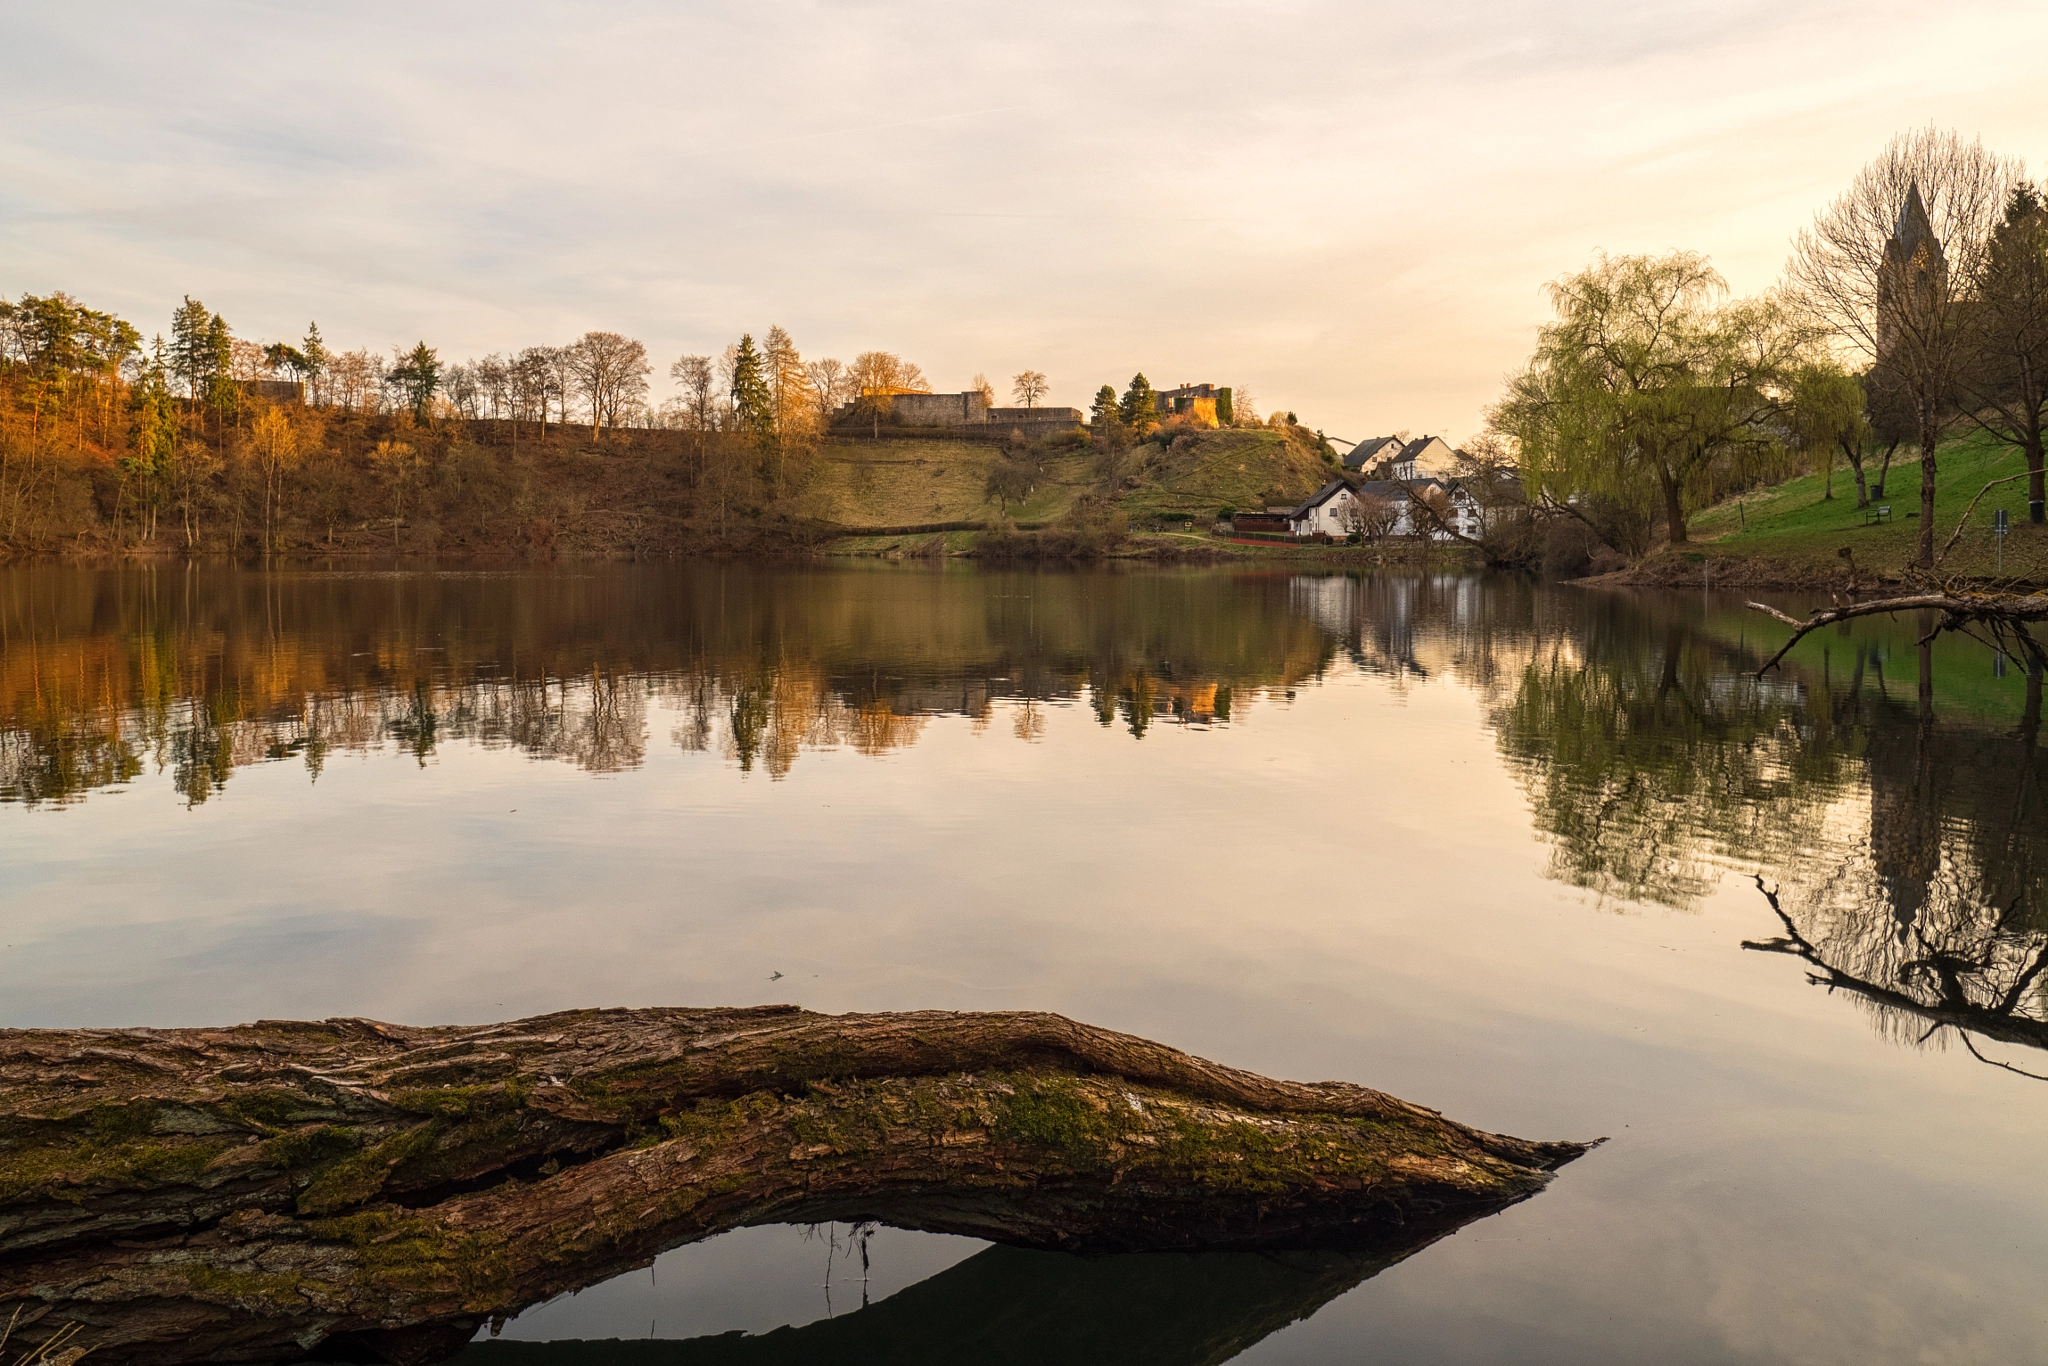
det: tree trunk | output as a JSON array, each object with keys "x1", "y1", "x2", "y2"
[
  {"x1": 1660, "y1": 466, "x2": 1687, "y2": 545},
  {"x1": 0, "y1": 1007, "x2": 1590, "y2": 1366},
  {"x1": 1840, "y1": 436, "x2": 1869, "y2": 508},
  {"x1": 2028, "y1": 427, "x2": 2045, "y2": 525},
  {"x1": 1917, "y1": 417, "x2": 1940, "y2": 568}
]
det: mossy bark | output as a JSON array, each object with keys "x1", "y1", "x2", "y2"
[{"x1": 0, "y1": 1007, "x2": 1592, "y2": 1365}]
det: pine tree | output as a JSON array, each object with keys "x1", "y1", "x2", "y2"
[
  {"x1": 124, "y1": 337, "x2": 178, "y2": 540},
  {"x1": 1118, "y1": 373, "x2": 1156, "y2": 427},
  {"x1": 204, "y1": 313, "x2": 234, "y2": 424},
  {"x1": 1090, "y1": 384, "x2": 1118, "y2": 428},
  {"x1": 392, "y1": 341, "x2": 442, "y2": 420},
  {"x1": 730, "y1": 333, "x2": 773, "y2": 435},
  {"x1": 302, "y1": 324, "x2": 328, "y2": 404},
  {"x1": 169, "y1": 296, "x2": 213, "y2": 401}
]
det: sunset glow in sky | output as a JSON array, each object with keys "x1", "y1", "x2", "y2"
[{"x1": 5, "y1": 0, "x2": 2046, "y2": 441}]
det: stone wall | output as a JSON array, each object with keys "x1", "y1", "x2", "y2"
[{"x1": 887, "y1": 392, "x2": 989, "y2": 426}]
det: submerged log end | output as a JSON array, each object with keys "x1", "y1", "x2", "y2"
[{"x1": 0, "y1": 1007, "x2": 1596, "y2": 1364}]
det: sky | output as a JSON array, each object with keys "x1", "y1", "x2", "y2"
[{"x1": 3, "y1": 0, "x2": 2046, "y2": 445}]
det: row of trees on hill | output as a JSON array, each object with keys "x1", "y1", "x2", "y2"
[
  {"x1": 0, "y1": 293, "x2": 961, "y2": 552},
  {"x1": 1489, "y1": 127, "x2": 2048, "y2": 566}
]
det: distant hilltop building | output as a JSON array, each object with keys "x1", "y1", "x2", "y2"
[
  {"x1": 1152, "y1": 383, "x2": 1232, "y2": 427},
  {"x1": 1344, "y1": 434, "x2": 1458, "y2": 480},
  {"x1": 833, "y1": 389, "x2": 1084, "y2": 438}
]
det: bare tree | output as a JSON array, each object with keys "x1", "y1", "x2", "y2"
[
  {"x1": 1787, "y1": 127, "x2": 2021, "y2": 566},
  {"x1": 670, "y1": 354, "x2": 718, "y2": 485},
  {"x1": 566, "y1": 331, "x2": 651, "y2": 439},
  {"x1": 804, "y1": 357, "x2": 847, "y2": 424},
  {"x1": 474, "y1": 354, "x2": 509, "y2": 420},
  {"x1": 511, "y1": 348, "x2": 555, "y2": 438},
  {"x1": 442, "y1": 361, "x2": 482, "y2": 420},
  {"x1": 248, "y1": 405, "x2": 299, "y2": 554},
  {"x1": 326, "y1": 349, "x2": 379, "y2": 416},
  {"x1": 846, "y1": 351, "x2": 929, "y2": 435},
  {"x1": 1011, "y1": 369, "x2": 1049, "y2": 408},
  {"x1": 1341, "y1": 491, "x2": 1398, "y2": 542}
]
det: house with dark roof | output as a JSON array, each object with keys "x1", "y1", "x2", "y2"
[
  {"x1": 1284, "y1": 479, "x2": 1360, "y2": 538},
  {"x1": 1342, "y1": 435, "x2": 1403, "y2": 471}
]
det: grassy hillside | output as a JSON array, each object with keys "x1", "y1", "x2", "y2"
[
  {"x1": 802, "y1": 440, "x2": 1090, "y2": 528},
  {"x1": 1116, "y1": 428, "x2": 1338, "y2": 521},
  {"x1": 1667, "y1": 429, "x2": 2048, "y2": 582},
  {"x1": 809, "y1": 427, "x2": 1339, "y2": 539}
]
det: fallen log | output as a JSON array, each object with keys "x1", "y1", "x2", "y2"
[{"x1": 0, "y1": 1007, "x2": 1594, "y2": 1365}]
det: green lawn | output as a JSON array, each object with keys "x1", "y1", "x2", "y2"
[{"x1": 1686, "y1": 429, "x2": 2047, "y2": 580}]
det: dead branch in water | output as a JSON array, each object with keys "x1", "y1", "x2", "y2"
[
  {"x1": 1747, "y1": 589, "x2": 2048, "y2": 674},
  {"x1": 0, "y1": 1006, "x2": 1594, "y2": 1365}
]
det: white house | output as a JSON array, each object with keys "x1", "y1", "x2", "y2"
[
  {"x1": 1289, "y1": 477, "x2": 1484, "y2": 541},
  {"x1": 1345, "y1": 434, "x2": 1462, "y2": 480},
  {"x1": 1285, "y1": 479, "x2": 1360, "y2": 537}
]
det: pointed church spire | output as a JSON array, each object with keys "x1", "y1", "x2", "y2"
[{"x1": 1893, "y1": 181, "x2": 1936, "y2": 259}]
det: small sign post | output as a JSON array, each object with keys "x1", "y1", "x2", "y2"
[{"x1": 1996, "y1": 508, "x2": 2010, "y2": 574}]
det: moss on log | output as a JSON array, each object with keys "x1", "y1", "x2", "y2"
[{"x1": 0, "y1": 1007, "x2": 1594, "y2": 1364}]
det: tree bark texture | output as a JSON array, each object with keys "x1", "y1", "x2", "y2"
[{"x1": 0, "y1": 1007, "x2": 1593, "y2": 1365}]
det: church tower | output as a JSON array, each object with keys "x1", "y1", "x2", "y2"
[{"x1": 1876, "y1": 181, "x2": 1946, "y2": 363}]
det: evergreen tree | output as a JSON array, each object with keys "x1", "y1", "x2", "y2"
[
  {"x1": 1090, "y1": 384, "x2": 1118, "y2": 428},
  {"x1": 1118, "y1": 373, "x2": 1156, "y2": 427},
  {"x1": 302, "y1": 323, "x2": 328, "y2": 404},
  {"x1": 169, "y1": 296, "x2": 213, "y2": 400},
  {"x1": 388, "y1": 341, "x2": 442, "y2": 420},
  {"x1": 204, "y1": 312, "x2": 233, "y2": 419},
  {"x1": 730, "y1": 333, "x2": 772, "y2": 435},
  {"x1": 125, "y1": 337, "x2": 178, "y2": 538}
]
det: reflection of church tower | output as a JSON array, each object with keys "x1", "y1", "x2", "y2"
[
  {"x1": 1876, "y1": 182, "x2": 1946, "y2": 364},
  {"x1": 1866, "y1": 704, "x2": 1943, "y2": 936}
]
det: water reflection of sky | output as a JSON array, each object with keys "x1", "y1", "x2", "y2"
[{"x1": 4, "y1": 565, "x2": 2047, "y2": 1365}]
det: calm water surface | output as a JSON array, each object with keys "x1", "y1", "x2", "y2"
[{"x1": 3, "y1": 562, "x2": 2045, "y2": 1364}]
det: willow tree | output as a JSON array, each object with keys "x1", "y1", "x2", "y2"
[
  {"x1": 1787, "y1": 128, "x2": 2020, "y2": 564},
  {"x1": 1788, "y1": 362, "x2": 1870, "y2": 505},
  {"x1": 1492, "y1": 252, "x2": 1797, "y2": 549}
]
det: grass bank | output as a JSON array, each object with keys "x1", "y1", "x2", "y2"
[{"x1": 1622, "y1": 430, "x2": 2048, "y2": 587}]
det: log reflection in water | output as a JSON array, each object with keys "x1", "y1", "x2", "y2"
[{"x1": 456, "y1": 1241, "x2": 1409, "y2": 1366}]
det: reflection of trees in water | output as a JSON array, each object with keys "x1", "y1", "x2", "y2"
[
  {"x1": 0, "y1": 566, "x2": 1335, "y2": 803},
  {"x1": 1491, "y1": 597, "x2": 1853, "y2": 908},
  {"x1": 1742, "y1": 661, "x2": 2048, "y2": 1075},
  {"x1": 1483, "y1": 585, "x2": 2048, "y2": 1069},
  {"x1": 1749, "y1": 873, "x2": 2048, "y2": 1079}
]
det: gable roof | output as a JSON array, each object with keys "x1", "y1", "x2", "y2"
[
  {"x1": 1288, "y1": 478, "x2": 1352, "y2": 518},
  {"x1": 1342, "y1": 435, "x2": 1402, "y2": 470}
]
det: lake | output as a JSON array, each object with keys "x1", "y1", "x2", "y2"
[{"x1": 3, "y1": 561, "x2": 2044, "y2": 1365}]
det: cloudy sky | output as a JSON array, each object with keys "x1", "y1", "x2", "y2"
[{"x1": 4, "y1": 0, "x2": 2045, "y2": 442}]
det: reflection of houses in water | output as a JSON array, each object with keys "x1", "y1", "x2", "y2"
[
  {"x1": 1286, "y1": 572, "x2": 1539, "y2": 687},
  {"x1": 1705, "y1": 673, "x2": 1806, "y2": 709}
]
